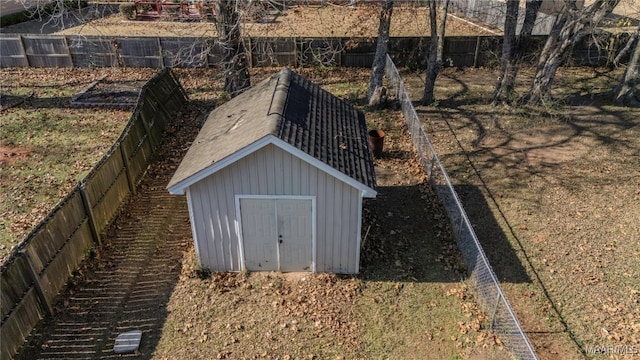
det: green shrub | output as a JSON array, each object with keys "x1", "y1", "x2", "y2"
[
  {"x1": 119, "y1": 4, "x2": 135, "y2": 20},
  {"x1": 0, "y1": 0, "x2": 89, "y2": 27},
  {"x1": 0, "y1": 11, "x2": 31, "y2": 27}
]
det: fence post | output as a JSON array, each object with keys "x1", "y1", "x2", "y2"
[
  {"x1": 120, "y1": 142, "x2": 136, "y2": 195},
  {"x1": 62, "y1": 36, "x2": 73, "y2": 68},
  {"x1": 148, "y1": 87, "x2": 174, "y2": 119},
  {"x1": 18, "y1": 35, "x2": 31, "y2": 67},
  {"x1": 138, "y1": 103, "x2": 159, "y2": 154},
  {"x1": 19, "y1": 250, "x2": 54, "y2": 316},
  {"x1": 168, "y1": 70, "x2": 189, "y2": 101},
  {"x1": 489, "y1": 291, "x2": 501, "y2": 331},
  {"x1": 246, "y1": 37, "x2": 253, "y2": 67},
  {"x1": 157, "y1": 37, "x2": 165, "y2": 68},
  {"x1": 473, "y1": 36, "x2": 480, "y2": 68},
  {"x1": 79, "y1": 184, "x2": 101, "y2": 247},
  {"x1": 294, "y1": 37, "x2": 298, "y2": 68}
]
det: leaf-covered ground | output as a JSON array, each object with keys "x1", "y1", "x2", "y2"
[
  {"x1": 14, "y1": 67, "x2": 508, "y2": 359},
  {"x1": 403, "y1": 66, "x2": 640, "y2": 359},
  {"x1": 9, "y1": 3, "x2": 499, "y2": 37},
  {"x1": 0, "y1": 67, "x2": 158, "y2": 261}
]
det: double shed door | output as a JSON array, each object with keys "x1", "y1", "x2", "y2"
[{"x1": 240, "y1": 198, "x2": 313, "y2": 272}]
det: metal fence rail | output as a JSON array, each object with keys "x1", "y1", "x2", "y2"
[
  {"x1": 384, "y1": 54, "x2": 538, "y2": 360},
  {"x1": 0, "y1": 68, "x2": 188, "y2": 360}
]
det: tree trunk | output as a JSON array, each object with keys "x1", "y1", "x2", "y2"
[
  {"x1": 613, "y1": 24, "x2": 640, "y2": 106},
  {"x1": 421, "y1": 0, "x2": 449, "y2": 105},
  {"x1": 613, "y1": 24, "x2": 639, "y2": 67},
  {"x1": 492, "y1": 0, "x2": 519, "y2": 104},
  {"x1": 492, "y1": 0, "x2": 542, "y2": 105},
  {"x1": 525, "y1": 0, "x2": 621, "y2": 104},
  {"x1": 368, "y1": 0, "x2": 394, "y2": 105},
  {"x1": 215, "y1": 0, "x2": 251, "y2": 98}
]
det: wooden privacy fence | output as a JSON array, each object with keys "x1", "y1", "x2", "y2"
[
  {"x1": 0, "y1": 68, "x2": 188, "y2": 360},
  {"x1": 0, "y1": 33, "x2": 622, "y2": 69}
]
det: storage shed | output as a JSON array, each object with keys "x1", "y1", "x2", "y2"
[{"x1": 167, "y1": 68, "x2": 376, "y2": 274}]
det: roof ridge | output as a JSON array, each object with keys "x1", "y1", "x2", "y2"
[{"x1": 267, "y1": 67, "x2": 292, "y2": 120}]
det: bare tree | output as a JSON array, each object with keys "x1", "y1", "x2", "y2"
[
  {"x1": 492, "y1": 0, "x2": 542, "y2": 105},
  {"x1": 524, "y1": 0, "x2": 622, "y2": 104},
  {"x1": 613, "y1": 22, "x2": 640, "y2": 105},
  {"x1": 368, "y1": 0, "x2": 394, "y2": 106},
  {"x1": 214, "y1": 0, "x2": 251, "y2": 98},
  {"x1": 421, "y1": 0, "x2": 449, "y2": 105}
]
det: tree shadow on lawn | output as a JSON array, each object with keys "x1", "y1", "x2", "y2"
[
  {"x1": 15, "y1": 176, "x2": 190, "y2": 360},
  {"x1": 452, "y1": 185, "x2": 531, "y2": 284},
  {"x1": 14, "y1": 106, "x2": 195, "y2": 360},
  {"x1": 411, "y1": 71, "x2": 640, "y2": 357},
  {"x1": 361, "y1": 183, "x2": 462, "y2": 283}
]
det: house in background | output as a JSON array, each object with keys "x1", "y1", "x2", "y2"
[{"x1": 167, "y1": 68, "x2": 376, "y2": 274}]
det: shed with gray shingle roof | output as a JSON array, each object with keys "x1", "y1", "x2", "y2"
[{"x1": 167, "y1": 68, "x2": 376, "y2": 274}]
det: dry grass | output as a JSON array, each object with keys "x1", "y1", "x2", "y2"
[
  {"x1": 0, "y1": 67, "x2": 157, "y2": 261},
  {"x1": 403, "y1": 66, "x2": 640, "y2": 359},
  {"x1": 13, "y1": 67, "x2": 509, "y2": 360},
  {"x1": 47, "y1": 4, "x2": 498, "y2": 37}
]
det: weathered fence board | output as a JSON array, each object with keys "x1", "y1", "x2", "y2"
[
  {"x1": 0, "y1": 68, "x2": 187, "y2": 360},
  {"x1": 38, "y1": 220, "x2": 93, "y2": 306},
  {"x1": 0, "y1": 36, "x2": 29, "y2": 67},
  {"x1": 121, "y1": 118, "x2": 154, "y2": 185},
  {"x1": 149, "y1": 80, "x2": 184, "y2": 119},
  {"x1": 22, "y1": 190, "x2": 87, "y2": 275},
  {"x1": 139, "y1": 95, "x2": 166, "y2": 148},
  {"x1": 83, "y1": 146, "x2": 126, "y2": 203},
  {"x1": 91, "y1": 171, "x2": 130, "y2": 231},
  {"x1": 0, "y1": 289, "x2": 46, "y2": 359},
  {"x1": 117, "y1": 37, "x2": 164, "y2": 68},
  {"x1": 0, "y1": 34, "x2": 622, "y2": 69},
  {"x1": 21, "y1": 36, "x2": 73, "y2": 68},
  {"x1": 67, "y1": 36, "x2": 118, "y2": 67},
  {"x1": 249, "y1": 37, "x2": 296, "y2": 67},
  {"x1": 0, "y1": 257, "x2": 32, "y2": 321},
  {"x1": 160, "y1": 37, "x2": 210, "y2": 68},
  {"x1": 297, "y1": 38, "x2": 343, "y2": 66}
]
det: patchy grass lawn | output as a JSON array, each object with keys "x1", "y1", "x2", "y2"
[
  {"x1": 402, "y1": 66, "x2": 640, "y2": 359},
  {"x1": 152, "y1": 67, "x2": 508, "y2": 360},
  {"x1": 11, "y1": 66, "x2": 508, "y2": 360},
  {"x1": 0, "y1": 68, "x2": 159, "y2": 261}
]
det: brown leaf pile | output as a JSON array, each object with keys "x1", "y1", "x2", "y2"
[{"x1": 445, "y1": 284, "x2": 505, "y2": 355}]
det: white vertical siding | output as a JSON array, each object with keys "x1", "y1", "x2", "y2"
[{"x1": 189, "y1": 143, "x2": 363, "y2": 273}]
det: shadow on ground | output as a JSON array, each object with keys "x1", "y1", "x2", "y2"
[
  {"x1": 15, "y1": 105, "x2": 197, "y2": 360},
  {"x1": 360, "y1": 160, "x2": 530, "y2": 285},
  {"x1": 453, "y1": 185, "x2": 531, "y2": 284}
]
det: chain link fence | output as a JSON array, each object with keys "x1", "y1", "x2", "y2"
[{"x1": 384, "y1": 55, "x2": 538, "y2": 360}]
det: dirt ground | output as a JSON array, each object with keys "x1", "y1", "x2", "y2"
[{"x1": 401, "y1": 66, "x2": 639, "y2": 359}]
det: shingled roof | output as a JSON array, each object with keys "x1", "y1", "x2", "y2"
[{"x1": 167, "y1": 68, "x2": 376, "y2": 197}]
